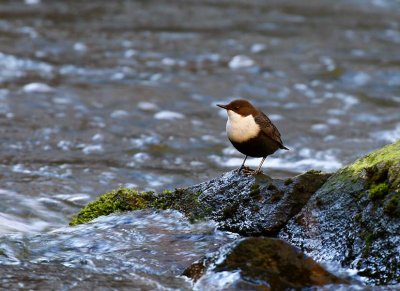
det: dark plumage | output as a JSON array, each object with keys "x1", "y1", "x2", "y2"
[{"x1": 217, "y1": 99, "x2": 288, "y2": 174}]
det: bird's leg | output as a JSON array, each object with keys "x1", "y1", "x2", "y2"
[
  {"x1": 237, "y1": 156, "x2": 248, "y2": 173},
  {"x1": 254, "y1": 157, "x2": 266, "y2": 175}
]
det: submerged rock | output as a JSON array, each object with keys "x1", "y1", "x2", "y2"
[
  {"x1": 184, "y1": 237, "x2": 351, "y2": 289},
  {"x1": 280, "y1": 141, "x2": 400, "y2": 285}
]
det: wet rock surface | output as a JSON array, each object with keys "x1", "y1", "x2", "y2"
[
  {"x1": 184, "y1": 237, "x2": 351, "y2": 290},
  {"x1": 70, "y1": 170, "x2": 330, "y2": 236},
  {"x1": 188, "y1": 170, "x2": 330, "y2": 236},
  {"x1": 280, "y1": 141, "x2": 400, "y2": 285}
]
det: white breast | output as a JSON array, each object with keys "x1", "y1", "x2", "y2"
[{"x1": 226, "y1": 110, "x2": 260, "y2": 143}]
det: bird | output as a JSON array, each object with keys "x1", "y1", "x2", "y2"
[{"x1": 217, "y1": 99, "x2": 288, "y2": 175}]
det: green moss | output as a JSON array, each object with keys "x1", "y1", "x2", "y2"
[
  {"x1": 250, "y1": 184, "x2": 261, "y2": 199},
  {"x1": 162, "y1": 190, "x2": 173, "y2": 195},
  {"x1": 384, "y1": 195, "x2": 400, "y2": 217},
  {"x1": 222, "y1": 203, "x2": 239, "y2": 219},
  {"x1": 70, "y1": 187, "x2": 211, "y2": 226},
  {"x1": 368, "y1": 183, "x2": 389, "y2": 201},
  {"x1": 348, "y1": 142, "x2": 400, "y2": 174},
  {"x1": 284, "y1": 178, "x2": 293, "y2": 186},
  {"x1": 152, "y1": 189, "x2": 207, "y2": 220},
  {"x1": 363, "y1": 233, "x2": 374, "y2": 257},
  {"x1": 270, "y1": 191, "x2": 283, "y2": 202},
  {"x1": 321, "y1": 141, "x2": 400, "y2": 198},
  {"x1": 69, "y1": 188, "x2": 150, "y2": 226},
  {"x1": 354, "y1": 213, "x2": 362, "y2": 223}
]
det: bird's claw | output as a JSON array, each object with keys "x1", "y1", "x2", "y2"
[
  {"x1": 238, "y1": 167, "x2": 263, "y2": 176},
  {"x1": 237, "y1": 166, "x2": 251, "y2": 174}
]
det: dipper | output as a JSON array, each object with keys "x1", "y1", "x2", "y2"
[{"x1": 217, "y1": 99, "x2": 288, "y2": 175}]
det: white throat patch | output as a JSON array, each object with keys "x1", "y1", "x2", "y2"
[{"x1": 226, "y1": 110, "x2": 260, "y2": 143}]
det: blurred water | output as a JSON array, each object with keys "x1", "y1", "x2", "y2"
[
  {"x1": 0, "y1": 210, "x2": 238, "y2": 290},
  {"x1": 1, "y1": 0, "x2": 400, "y2": 289}
]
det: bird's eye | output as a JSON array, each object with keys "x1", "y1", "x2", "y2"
[{"x1": 235, "y1": 106, "x2": 240, "y2": 109}]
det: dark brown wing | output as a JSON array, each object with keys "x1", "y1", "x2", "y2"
[{"x1": 254, "y1": 112, "x2": 289, "y2": 150}]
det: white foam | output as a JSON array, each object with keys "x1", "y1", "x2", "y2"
[
  {"x1": 54, "y1": 193, "x2": 91, "y2": 203},
  {"x1": 154, "y1": 110, "x2": 185, "y2": 120},
  {"x1": 352, "y1": 72, "x2": 371, "y2": 86},
  {"x1": 194, "y1": 270, "x2": 241, "y2": 291},
  {"x1": 311, "y1": 123, "x2": 329, "y2": 133},
  {"x1": 57, "y1": 140, "x2": 72, "y2": 151},
  {"x1": 132, "y1": 152, "x2": 151, "y2": 163},
  {"x1": 130, "y1": 134, "x2": 161, "y2": 148},
  {"x1": 82, "y1": 144, "x2": 103, "y2": 155},
  {"x1": 370, "y1": 124, "x2": 400, "y2": 142},
  {"x1": 73, "y1": 42, "x2": 88, "y2": 52},
  {"x1": 161, "y1": 57, "x2": 177, "y2": 66},
  {"x1": 111, "y1": 72, "x2": 125, "y2": 80},
  {"x1": 110, "y1": 110, "x2": 129, "y2": 118},
  {"x1": 0, "y1": 213, "x2": 49, "y2": 233},
  {"x1": 137, "y1": 101, "x2": 158, "y2": 112},
  {"x1": 24, "y1": 0, "x2": 40, "y2": 5},
  {"x1": 190, "y1": 161, "x2": 204, "y2": 167},
  {"x1": 324, "y1": 92, "x2": 359, "y2": 110},
  {"x1": 228, "y1": 55, "x2": 255, "y2": 69},
  {"x1": 250, "y1": 43, "x2": 267, "y2": 53},
  {"x1": 92, "y1": 133, "x2": 104, "y2": 142},
  {"x1": 124, "y1": 49, "x2": 137, "y2": 58},
  {"x1": 23, "y1": 82, "x2": 54, "y2": 93}
]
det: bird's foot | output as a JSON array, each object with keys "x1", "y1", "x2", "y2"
[
  {"x1": 237, "y1": 166, "x2": 251, "y2": 174},
  {"x1": 242, "y1": 168, "x2": 263, "y2": 176}
]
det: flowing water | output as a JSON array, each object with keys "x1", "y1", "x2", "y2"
[{"x1": 1, "y1": 0, "x2": 400, "y2": 289}]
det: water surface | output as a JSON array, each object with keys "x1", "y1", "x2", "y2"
[{"x1": 1, "y1": 0, "x2": 400, "y2": 289}]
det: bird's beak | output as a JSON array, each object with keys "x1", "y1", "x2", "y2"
[{"x1": 217, "y1": 104, "x2": 228, "y2": 109}]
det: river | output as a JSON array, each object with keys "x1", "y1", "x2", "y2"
[{"x1": 0, "y1": 0, "x2": 399, "y2": 289}]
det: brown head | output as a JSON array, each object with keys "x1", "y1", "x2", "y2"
[{"x1": 217, "y1": 99, "x2": 258, "y2": 117}]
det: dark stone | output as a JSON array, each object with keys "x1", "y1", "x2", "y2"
[
  {"x1": 184, "y1": 237, "x2": 350, "y2": 289},
  {"x1": 181, "y1": 261, "x2": 206, "y2": 282},
  {"x1": 184, "y1": 170, "x2": 330, "y2": 236},
  {"x1": 280, "y1": 142, "x2": 400, "y2": 285}
]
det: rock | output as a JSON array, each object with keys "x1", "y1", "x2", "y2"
[
  {"x1": 69, "y1": 188, "x2": 151, "y2": 225},
  {"x1": 70, "y1": 170, "x2": 329, "y2": 236},
  {"x1": 184, "y1": 237, "x2": 351, "y2": 289},
  {"x1": 189, "y1": 170, "x2": 330, "y2": 236},
  {"x1": 279, "y1": 141, "x2": 400, "y2": 285},
  {"x1": 69, "y1": 141, "x2": 400, "y2": 285}
]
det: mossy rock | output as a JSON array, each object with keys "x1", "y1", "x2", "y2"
[
  {"x1": 69, "y1": 188, "x2": 152, "y2": 225},
  {"x1": 369, "y1": 183, "x2": 389, "y2": 201},
  {"x1": 384, "y1": 194, "x2": 400, "y2": 217},
  {"x1": 69, "y1": 187, "x2": 210, "y2": 226},
  {"x1": 70, "y1": 168, "x2": 329, "y2": 236},
  {"x1": 281, "y1": 141, "x2": 400, "y2": 285},
  {"x1": 348, "y1": 141, "x2": 400, "y2": 176}
]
